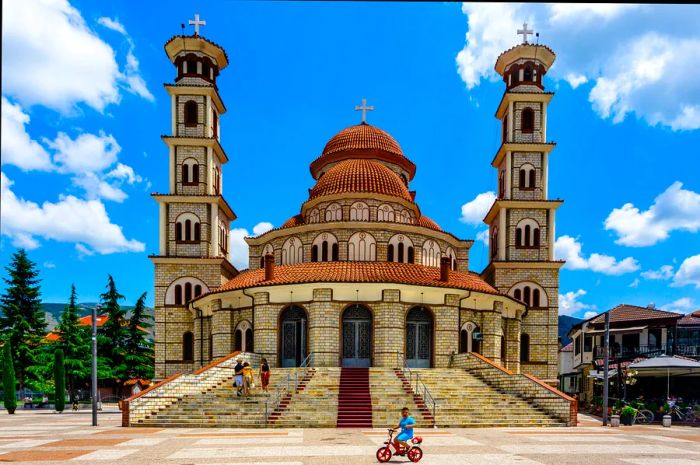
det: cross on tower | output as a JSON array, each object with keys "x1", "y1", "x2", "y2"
[
  {"x1": 355, "y1": 98, "x2": 374, "y2": 123},
  {"x1": 517, "y1": 22, "x2": 534, "y2": 44},
  {"x1": 189, "y1": 13, "x2": 206, "y2": 36}
]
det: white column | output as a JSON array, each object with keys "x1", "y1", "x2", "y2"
[
  {"x1": 206, "y1": 96, "x2": 212, "y2": 138},
  {"x1": 159, "y1": 203, "x2": 167, "y2": 255},
  {"x1": 548, "y1": 209, "x2": 556, "y2": 260},
  {"x1": 542, "y1": 152, "x2": 549, "y2": 199},
  {"x1": 171, "y1": 95, "x2": 177, "y2": 135},
  {"x1": 507, "y1": 101, "x2": 514, "y2": 143},
  {"x1": 210, "y1": 205, "x2": 219, "y2": 257},
  {"x1": 206, "y1": 147, "x2": 214, "y2": 194},
  {"x1": 498, "y1": 207, "x2": 506, "y2": 261},
  {"x1": 169, "y1": 146, "x2": 176, "y2": 193},
  {"x1": 542, "y1": 103, "x2": 548, "y2": 142},
  {"x1": 505, "y1": 151, "x2": 512, "y2": 199}
]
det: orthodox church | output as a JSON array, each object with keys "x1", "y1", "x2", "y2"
[{"x1": 151, "y1": 19, "x2": 563, "y2": 383}]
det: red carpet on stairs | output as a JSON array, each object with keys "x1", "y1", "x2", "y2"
[{"x1": 336, "y1": 367, "x2": 373, "y2": 427}]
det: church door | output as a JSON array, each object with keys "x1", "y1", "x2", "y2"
[
  {"x1": 280, "y1": 306, "x2": 307, "y2": 367},
  {"x1": 342, "y1": 305, "x2": 372, "y2": 367},
  {"x1": 406, "y1": 307, "x2": 432, "y2": 368}
]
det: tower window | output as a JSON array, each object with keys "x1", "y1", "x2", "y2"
[
  {"x1": 212, "y1": 111, "x2": 218, "y2": 139},
  {"x1": 515, "y1": 228, "x2": 522, "y2": 247},
  {"x1": 332, "y1": 243, "x2": 339, "y2": 261},
  {"x1": 186, "y1": 59, "x2": 197, "y2": 75},
  {"x1": 175, "y1": 223, "x2": 183, "y2": 242},
  {"x1": 184, "y1": 100, "x2": 198, "y2": 126},
  {"x1": 521, "y1": 108, "x2": 534, "y2": 133},
  {"x1": 311, "y1": 245, "x2": 318, "y2": 262},
  {"x1": 519, "y1": 164, "x2": 535, "y2": 190},
  {"x1": 532, "y1": 289, "x2": 541, "y2": 307},
  {"x1": 523, "y1": 286, "x2": 531, "y2": 306},
  {"x1": 183, "y1": 164, "x2": 190, "y2": 184},
  {"x1": 408, "y1": 246, "x2": 415, "y2": 264},
  {"x1": 520, "y1": 333, "x2": 530, "y2": 362},
  {"x1": 185, "y1": 282, "x2": 192, "y2": 303},
  {"x1": 524, "y1": 66, "x2": 533, "y2": 82},
  {"x1": 498, "y1": 171, "x2": 505, "y2": 198},
  {"x1": 185, "y1": 220, "x2": 192, "y2": 241},
  {"x1": 516, "y1": 219, "x2": 540, "y2": 249},
  {"x1": 174, "y1": 285, "x2": 183, "y2": 305}
]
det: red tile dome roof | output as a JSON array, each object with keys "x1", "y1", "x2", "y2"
[
  {"x1": 309, "y1": 159, "x2": 412, "y2": 202},
  {"x1": 417, "y1": 215, "x2": 441, "y2": 231},
  {"x1": 310, "y1": 123, "x2": 416, "y2": 180},
  {"x1": 281, "y1": 215, "x2": 304, "y2": 229}
]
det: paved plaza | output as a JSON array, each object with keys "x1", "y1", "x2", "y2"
[{"x1": 0, "y1": 410, "x2": 698, "y2": 464}]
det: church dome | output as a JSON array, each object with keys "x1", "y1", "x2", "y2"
[
  {"x1": 309, "y1": 159, "x2": 413, "y2": 202},
  {"x1": 310, "y1": 123, "x2": 416, "y2": 180}
]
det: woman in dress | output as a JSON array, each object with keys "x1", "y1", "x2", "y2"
[{"x1": 260, "y1": 358, "x2": 271, "y2": 392}]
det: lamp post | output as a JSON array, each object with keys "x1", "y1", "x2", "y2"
[
  {"x1": 602, "y1": 311, "x2": 610, "y2": 426},
  {"x1": 92, "y1": 304, "x2": 101, "y2": 427}
]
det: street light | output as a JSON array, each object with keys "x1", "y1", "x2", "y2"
[{"x1": 92, "y1": 304, "x2": 101, "y2": 427}]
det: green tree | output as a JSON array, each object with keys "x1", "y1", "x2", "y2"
[
  {"x1": 2, "y1": 341, "x2": 17, "y2": 414},
  {"x1": 54, "y1": 349, "x2": 65, "y2": 412},
  {"x1": 124, "y1": 292, "x2": 154, "y2": 381},
  {"x1": 97, "y1": 275, "x2": 128, "y2": 386},
  {"x1": 56, "y1": 285, "x2": 91, "y2": 402},
  {"x1": 0, "y1": 249, "x2": 46, "y2": 390}
]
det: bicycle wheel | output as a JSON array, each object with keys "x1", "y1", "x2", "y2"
[
  {"x1": 638, "y1": 410, "x2": 654, "y2": 424},
  {"x1": 376, "y1": 447, "x2": 392, "y2": 463},
  {"x1": 408, "y1": 446, "x2": 423, "y2": 463}
]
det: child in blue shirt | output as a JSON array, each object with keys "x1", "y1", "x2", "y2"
[{"x1": 392, "y1": 407, "x2": 416, "y2": 454}]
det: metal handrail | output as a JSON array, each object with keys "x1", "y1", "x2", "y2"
[
  {"x1": 396, "y1": 353, "x2": 437, "y2": 428},
  {"x1": 266, "y1": 353, "x2": 316, "y2": 424}
]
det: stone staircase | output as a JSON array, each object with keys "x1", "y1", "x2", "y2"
[
  {"x1": 373, "y1": 369, "x2": 433, "y2": 427},
  {"x1": 269, "y1": 368, "x2": 340, "y2": 427},
  {"x1": 336, "y1": 368, "x2": 372, "y2": 427}
]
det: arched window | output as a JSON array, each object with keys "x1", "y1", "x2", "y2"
[
  {"x1": 182, "y1": 159, "x2": 199, "y2": 185},
  {"x1": 491, "y1": 227, "x2": 499, "y2": 258},
  {"x1": 511, "y1": 67, "x2": 519, "y2": 86},
  {"x1": 308, "y1": 209, "x2": 320, "y2": 224},
  {"x1": 377, "y1": 204, "x2": 395, "y2": 222},
  {"x1": 325, "y1": 203, "x2": 342, "y2": 222},
  {"x1": 509, "y1": 282, "x2": 548, "y2": 307},
  {"x1": 498, "y1": 171, "x2": 505, "y2": 198},
  {"x1": 174, "y1": 285, "x2": 183, "y2": 305},
  {"x1": 234, "y1": 329, "x2": 242, "y2": 351},
  {"x1": 185, "y1": 282, "x2": 193, "y2": 303},
  {"x1": 387, "y1": 244, "x2": 394, "y2": 262},
  {"x1": 175, "y1": 223, "x2": 183, "y2": 242},
  {"x1": 524, "y1": 65, "x2": 533, "y2": 81},
  {"x1": 348, "y1": 232, "x2": 376, "y2": 261},
  {"x1": 445, "y1": 247, "x2": 457, "y2": 270},
  {"x1": 408, "y1": 246, "x2": 415, "y2": 264},
  {"x1": 398, "y1": 210, "x2": 411, "y2": 224},
  {"x1": 521, "y1": 108, "x2": 534, "y2": 133},
  {"x1": 235, "y1": 321, "x2": 253, "y2": 354},
  {"x1": 185, "y1": 219, "x2": 192, "y2": 241},
  {"x1": 332, "y1": 243, "x2": 339, "y2": 261},
  {"x1": 421, "y1": 240, "x2": 441, "y2": 267},
  {"x1": 388, "y1": 235, "x2": 414, "y2": 264},
  {"x1": 194, "y1": 285, "x2": 202, "y2": 298},
  {"x1": 519, "y1": 164, "x2": 535, "y2": 189},
  {"x1": 183, "y1": 332, "x2": 194, "y2": 362},
  {"x1": 184, "y1": 100, "x2": 198, "y2": 126},
  {"x1": 515, "y1": 218, "x2": 540, "y2": 248},
  {"x1": 194, "y1": 222, "x2": 201, "y2": 242},
  {"x1": 521, "y1": 333, "x2": 530, "y2": 362},
  {"x1": 186, "y1": 58, "x2": 197, "y2": 75},
  {"x1": 350, "y1": 202, "x2": 369, "y2": 221},
  {"x1": 260, "y1": 244, "x2": 274, "y2": 268},
  {"x1": 312, "y1": 233, "x2": 338, "y2": 262},
  {"x1": 281, "y1": 237, "x2": 303, "y2": 265},
  {"x1": 459, "y1": 322, "x2": 481, "y2": 354},
  {"x1": 176, "y1": 213, "x2": 201, "y2": 244},
  {"x1": 182, "y1": 164, "x2": 190, "y2": 184}
]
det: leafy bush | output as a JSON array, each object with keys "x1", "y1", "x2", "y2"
[{"x1": 621, "y1": 406, "x2": 636, "y2": 416}]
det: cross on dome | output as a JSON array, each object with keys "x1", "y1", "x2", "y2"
[
  {"x1": 189, "y1": 13, "x2": 206, "y2": 36},
  {"x1": 517, "y1": 22, "x2": 534, "y2": 44},
  {"x1": 355, "y1": 98, "x2": 374, "y2": 123}
]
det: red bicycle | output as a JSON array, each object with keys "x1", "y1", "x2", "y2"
[{"x1": 376, "y1": 428, "x2": 423, "y2": 463}]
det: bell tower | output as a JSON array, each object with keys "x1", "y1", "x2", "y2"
[
  {"x1": 481, "y1": 25, "x2": 564, "y2": 383},
  {"x1": 151, "y1": 15, "x2": 237, "y2": 379}
]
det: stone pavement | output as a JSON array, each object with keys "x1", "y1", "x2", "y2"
[{"x1": 0, "y1": 410, "x2": 698, "y2": 464}]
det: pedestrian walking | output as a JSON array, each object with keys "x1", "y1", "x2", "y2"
[
  {"x1": 234, "y1": 358, "x2": 244, "y2": 397},
  {"x1": 260, "y1": 358, "x2": 271, "y2": 392},
  {"x1": 242, "y1": 361, "x2": 254, "y2": 397}
]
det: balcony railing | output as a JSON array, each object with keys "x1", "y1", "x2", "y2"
[{"x1": 592, "y1": 343, "x2": 700, "y2": 359}]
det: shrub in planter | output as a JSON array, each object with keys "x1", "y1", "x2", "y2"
[{"x1": 620, "y1": 406, "x2": 636, "y2": 425}]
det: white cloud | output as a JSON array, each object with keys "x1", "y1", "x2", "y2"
[
  {"x1": 559, "y1": 289, "x2": 597, "y2": 316},
  {"x1": 0, "y1": 171, "x2": 144, "y2": 254},
  {"x1": 71, "y1": 172, "x2": 127, "y2": 203},
  {"x1": 229, "y1": 222, "x2": 274, "y2": 270},
  {"x1": 106, "y1": 163, "x2": 142, "y2": 184},
  {"x1": 641, "y1": 265, "x2": 674, "y2": 280},
  {"x1": 1, "y1": 97, "x2": 53, "y2": 171},
  {"x1": 49, "y1": 131, "x2": 120, "y2": 174},
  {"x1": 97, "y1": 17, "x2": 126, "y2": 35},
  {"x1": 253, "y1": 222, "x2": 274, "y2": 236},
  {"x1": 460, "y1": 191, "x2": 496, "y2": 224},
  {"x1": 604, "y1": 182, "x2": 700, "y2": 247},
  {"x1": 583, "y1": 311, "x2": 598, "y2": 320},
  {"x1": 555, "y1": 235, "x2": 639, "y2": 275},
  {"x1": 629, "y1": 278, "x2": 640, "y2": 288},
  {"x1": 660, "y1": 297, "x2": 696, "y2": 313},
  {"x1": 476, "y1": 229, "x2": 489, "y2": 245},
  {"x1": 672, "y1": 254, "x2": 700, "y2": 289},
  {"x1": 43, "y1": 261, "x2": 56, "y2": 269},
  {"x1": 456, "y1": 4, "x2": 700, "y2": 131}
]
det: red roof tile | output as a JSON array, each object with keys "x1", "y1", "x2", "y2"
[
  {"x1": 309, "y1": 159, "x2": 413, "y2": 202},
  {"x1": 417, "y1": 215, "x2": 441, "y2": 231},
  {"x1": 281, "y1": 215, "x2": 304, "y2": 229},
  {"x1": 211, "y1": 261, "x2": 499, "y2": 295},
  {"x1": 560, "y1": 342, "x2": 573, "y2": 352},
  {"x1": 587, "y1": 304, "x2": 683, "y2": 325},
  {"x1": 679, "y1": 313, "x2": 700, "y2": 327}
]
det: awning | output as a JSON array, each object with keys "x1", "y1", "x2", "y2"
[
  {"x1": 586, "y1": 326, "x2": 647, "y2": 335},
  {"x1": 628, "y1": 355, "x2": 700, "y2": 377},
  {"x1": 589, "y1": 369, "x2": 618, "y2": 379}
]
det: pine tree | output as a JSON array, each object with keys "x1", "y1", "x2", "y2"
[
  {"x1": 56, "y1": 285, "x2": 91, "y2": 402},
  {"x1": 0, "y1": 249, "x2": 46, "y2": 390},
  {"x1": 124, "y1": 292, "x2": 154, "y2": 381},
  {"x1": 54, "y1": 349, "x2": 65, "y2": 412},
  {"x1": 97, "y1": 275, "x2": 128, "y2": 386},
  {"x1": 2, "y1": 341, "x2": 17, "y2": 414}
]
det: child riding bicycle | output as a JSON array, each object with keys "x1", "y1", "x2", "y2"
[{"x1": 391, "y1": 407, "x2": 416, "y2": 455}]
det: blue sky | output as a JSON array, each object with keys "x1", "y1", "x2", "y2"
[{"x1": 1, "y1": 2, "x2": 699, "y2": 318}]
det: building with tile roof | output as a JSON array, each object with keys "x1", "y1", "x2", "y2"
[{"x1": 151, "y1": 26, "x2": 564, "y2": 383}]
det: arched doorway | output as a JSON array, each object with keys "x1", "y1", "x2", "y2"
[
  {"x1": 406, "y1": 307, "x2": 432, "y2": 368},
  {"x1": 280, "y1": 306, "x2": 307, "y2": 367},
  {"x1": 459, "y1": 321, "x2": 481, "y2": 354},
  {"x1": 341, "y1": 305, "x2": 372, "y2": 367}
]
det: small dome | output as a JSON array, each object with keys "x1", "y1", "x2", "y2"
[
  {"x1": 310, "y1": 123, "x2": 416, "y2": 180},
  {"x1": 417, "y1": 215, "x2": 441, "y2": 231},
  {"x1": 281, "y1": 215, "x2": 304, "y2": 229},
  {"x1": 309, "y1": 159, "x2": 412, "y2": 202}
]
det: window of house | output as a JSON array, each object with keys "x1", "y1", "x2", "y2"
[
  {"x1": 521, "y1": 108, "x2": 534, "y2": 133},
  {"x1": 574, "y1": 335, "x2": 581, "y2": 355},
  {"x1": 184, "y1": 100, "x2": 198, "y2": 126},
  {"x1": 584, "y1": 335, "x2": 592, "y2": 352}
]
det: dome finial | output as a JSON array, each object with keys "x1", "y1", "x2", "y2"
[
  {"x1": 517, "y1": 22, "x2": 534, "y2": 44},
  {"x1": 188, "y1": 13, "x2": 206, "y2": 36},
  {"x1": 355, "y1": 98, "x2": 374, "y2": 123}
]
